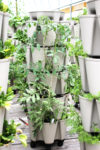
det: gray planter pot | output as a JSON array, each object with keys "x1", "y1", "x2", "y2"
[
  {"x1": 86, "y1": 0, "x2": 96, "y2": 14},
  {"x1": 86, "y1": 143, "x2": 100, "y2": 150},
  {"x1": 0, "y1": 144, "x2": 11, "y2": 150},
  {"x1": 0, "y1": 58, "x2": 10, "y2": 94},
  {"x1": 36, "y1": 30, "x2": 56, "y2": 47},
  {"x1": 80, "y1": 142, "x2": 86, "y2": 150},
  {"x1": 59, "y1": 120, "x2": 66, "y2": 140},
  {"x1": 26, "y1": 46, "x2": 32, "y2": 69},
  {"x1": 32, "y1": 47, "x2": 46, "y2": 67},
  {"x1": 2, "y1": 13, "x2": 9, "y2": 43},
  {"x1": 42, "y1": 122, "x2": 58, "y2": 144},
  {"x1": 79, "y1": 95, "x2": 100, "y2": 132},
  {"x1": 79, "y1": 95, "x2": 93, "y2": 132},
  {"x1": 0, "y1": 107, "x2": 5, "y2": 134},
  {"x1": 44, "y1": 74, "x2": 57, "y2": 93},
  {"x1": 85, "y1": 57, "x2": 100, "y2": 95},
  {"x1": 29, "y1": 11, "x2": 65, "y2": 22},
  {"x1": 80, "y1": 15, "x2": 100, "y2": 56},
  {"x1": 78, "y1": 56, "x2": 89, "y2": 92},
  {"x1": 96, "y1": 100, "x2": 100, "y2": 123},
  {"x1": 0, "y1": 11, "x2": 3, "y2": 38}
]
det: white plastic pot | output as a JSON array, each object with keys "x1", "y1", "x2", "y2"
[
  {"x1": 36, "y1": 30, "x2": 56, "y2": 47},
  {"x1": 95, "y1": 0, "x2": 100, "y2": 15},
  {"x1": 2, "y1": 13, "x2": 9, "y2": 43},
  {"x1": 27, "y1": 22, "x2": 36, "y2": 38},
  {"x1": 96, "y1": 100, "x2": 100, "y2": 122},
  {"x1": 26, "y1": 46, "x2": 32, "y2": 69},
  {"x1": 85, "y1": 57, "x2": 100, "y2": 95},
  {"x1": 85, "y1": 143, "x2": 100, "y2": 150},
  {"x1": 79, "y1": 95, "x2": 93, "y2": 132},
  {"x1": 29, "y1": 11, "x2": 65, "y2": 22},
  {"x1": 80, "y1": 15, "x2": 100, "y2": 56},
  {"x1": 32, "y1": 47, "x2": 45, "y2": 67},
  {"x1": 45, "y1": 74, "x2": 57, "y2": 93},
  {"x1": 0, "y1": 11, "x2": 3, "y2": 38},
  {"x1": 86, "y1": 0, "x2": 96, "y2": 14},
  {"x1": 0, "y1": 58, "x2": 10, "y2": 94},
  {"x1": 42, "y1": 122, "x2": 57, "y2": 144},
  {"x1": 0, "y1": 144, "x2": 11, "y2": 150},
  {"x1": 53, "y1": 52, "x2": 65, "y2": 68},
  {"x1": 0, "y1": 107, "x2": 5, "y2": 134},
  {"x1": 27, "y1": 71, "x2": 35, "y2": 83},
  {"x1": 78, "y1": 56, "x2": 89, "y2": 92},
  {"x1": 80, "y1": 142, "x2": 86, "y2": 150},
  {"x1": 59, "y1": 120, "x2": 66, "y2": 140}
]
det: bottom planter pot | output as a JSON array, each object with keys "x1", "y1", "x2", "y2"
[
  {"x1": 42, "y1": 122, "x2": 58, "y2": 144},
  {"x1": 0, "y1": 107, "x2": 5, "y2": 134},
  {"x1": 28, "y1": 119, "x2": 66, "y2": 144}
]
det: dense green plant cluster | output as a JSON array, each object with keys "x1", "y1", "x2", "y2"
[
  {"x1": 0, "y1": 120, "x2": 27, "y2": 147},
  {"x1": 0, "y1": 87, "x2": 14, "y2": 108},
  {"x1": 0, "y1": 39, "x2": 15, "y2": 59},
  {"x1": 19, "y1": 81, "x2": 64, "y2": 136},
  {"x1": 67, "y1": 106, "x2": 100, "y2": 144},
  {"x1": 9, "y1": 16, "x2": 30, "y2": 29},
  {"x1": 0, "y1": 0, "x2": 9, "y2": 12},
  {"x1": 65, "y1": 64, "x2": 82, "y2": 102}
]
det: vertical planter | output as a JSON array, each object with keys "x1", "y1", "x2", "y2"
[
  {"x1": 85, "y1": 57, "x2": 100, "y2": 95},
  {"x1": 44, "y1": 74, "x2": 57, "y2": 93},
  {"x1": 53, "y1": 51, "x2": 65, "y2": 68},
  {"x1": 59, "y1": 120, "x2": 66, "y2": 140},
  {"x1": 95, "y1": 0, "x2": 100, "y2": 15},
  {"x1": 2, "y1": 13, "x2": 9, "y2": 43},
  {"x1": 80, "y1": 15, "x2": 100, "y2": 56},
  {"x1": 86, "y1": 0, "x2": 96, "y2": 14},
  {"x1": 0, "y1": 58, "x2": 10, "y2": 94},
  {"x1": 0, "y1": 107, "x2": 5, "y2": 134},
  {"x1": 96, "y1": 100, "x2": 100, "y2": 122},
  {"x1": 0, "y1": 12, "x2": 3, "y2": 38},
  {"x1": 32, "y1": 47, "x2": 45, "y2": 67},
  {"x1": 78, "y1": 56, "x2": 89, "y2": 92},
  {"x1": 79, "y1": 95, "x2": 93, "y2": 132},
  {"x1": 42, "y1": 122, "x2": 57, "y2": 144}
]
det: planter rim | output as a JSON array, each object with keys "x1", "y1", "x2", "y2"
[
  {"x1": 0, "y1": 58, "x2": 11, "y2": 63},
  {"x1": 85, "y1": 57, "x2": 100, "y2": 62},
  {"x1": 79, "y1": 95, "x2": 93, "y2": 101},
  {"x1": 43, "y1": 122, "x2": 58, "y2": 125},
  {"x1": 29, "y1": 11, "x2": 65, "y2": 14},
  {"x1": 80, "y1": 15, "x2": 98, "y2": 18},
  {"x1": 86, "y1": 0, "x2": 96, "y2": 3},
  {"x1": 3, "y1": 12, "x2": 10, "y2": 17}
]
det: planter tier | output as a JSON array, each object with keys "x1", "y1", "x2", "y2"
[
  {"x1": 80, "y1": 142, "x2": 100, "y2": 150},
  {"x1": 0, "y1": 58, "x2": 10, "y2": 94},
  {"x1": 80, "y1": 15, "x2": 100, "y2": 56},
  {"x1": 0, "y1": 107, "x2": 5, "y2": 134},
  {"x1": 28, "y1": 119, "x2": 66, "y2": 144},
  {"x1": 29, "y1": 11, "x2": 65, "y2": 22},
  {"x1": 0, "y1": 11, "x2": 3, "y2": 38},
  {"x1": 79, "y1": 96, "x2": 100, "y2": 132}
]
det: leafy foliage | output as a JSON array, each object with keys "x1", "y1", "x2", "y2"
[
  {"x1": 0, "y1": 120, "x2": 27, "y2": 147},
  {"x1": 0, "y1": 39, "x2": 16, "y2": 59},
  {"x1": 0, "y1": 87, "x2": 14, "y2": 108}
]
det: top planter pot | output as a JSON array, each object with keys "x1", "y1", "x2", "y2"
[
  {"x1": 86, "y1": 0, "x2": 96, "y2": 14},
  {"x1": 0, "y1": 12, "x2": 3, "y2": 38},
  {"x1": 2, "y1": 13, "x2": 10, "y2": 43},
  {"x1": 80, "y1": 15, "x2": 100, "y2": 56},
  {"x1": 0, "y1": 58, "x2": 10, "y2": 94},
  {"x1": 85, "y1": 57, "x2": 100, "y2": 95},
  {"x1": 29, "y1": 11, "x2": 65, "y2": 22}
]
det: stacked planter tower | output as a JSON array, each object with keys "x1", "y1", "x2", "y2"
[
  {"x1": 79, "y1": 0, "x2": 100, "y2": 149},
  {"x1": 26, "y1": 11, "x2": 68, "y2": 148}
]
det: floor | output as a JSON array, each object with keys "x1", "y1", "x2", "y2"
[{"x1": 7, "y1": 95, "x2": 80, "y2": 150}]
